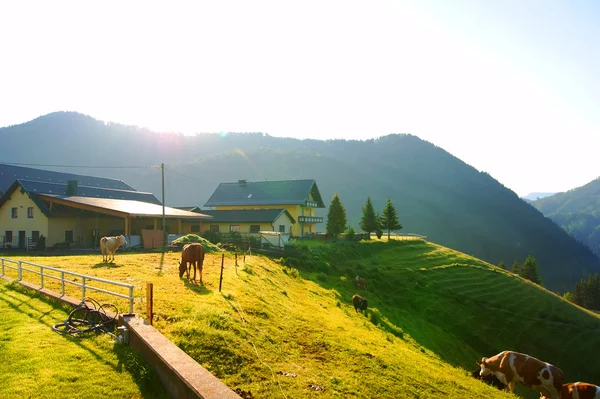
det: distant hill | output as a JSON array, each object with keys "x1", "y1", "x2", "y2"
[
  {"x1": 1, "y1": 111, "x2": 600, "y2": 292},
  {"x1": 521, "y1": 192, "x2": 556, "y2": 201},
  {"x1": 531, "y1": 178, "x2": 600, "y2": 259}
]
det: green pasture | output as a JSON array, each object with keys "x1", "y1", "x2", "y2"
[
  {"x1": 0, "y1": 281, "x2": 167, "y2": 399},
  {"x1": 2, "y1": 238, "x2": 599, "y2": 398}
]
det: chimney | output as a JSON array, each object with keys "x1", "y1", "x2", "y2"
[
  {"x1": 66, "y1": 180, "x2": 78, "y2": 196},
  {"x1": 238, "y1": 179, "x2": 247, "y2": 186}
]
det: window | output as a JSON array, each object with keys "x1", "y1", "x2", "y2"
[
  {"x1": 5, "y1": 231, "x2": 13, "y2": 243},
  {"x1": 27, "y1": 207, "x2": 34, "y2": 219},
  {"x1": 279, "y1": 225, "x2": 286, "y2": 233},
  {"x1": 65, "y1": 230, "x2": 74, "y2": 243},
  {"x1": 230, "y1": 225, "x2": 240, "y2": 232},
  {"x1": 210, "y1": 225, "x2": 220, "y2": 233},
  {"x1": 191, "y1": 224, "x2": 200, "y2": 233},
  {"x1": 32, "y1": 231, "x2": 40, "y2": 242},
  {"x1": 11, "y1": 207, "x2": 17, "y2": 219},
  {"x1": 250, "y1": 225, "x2": 260, "y2": 233}
]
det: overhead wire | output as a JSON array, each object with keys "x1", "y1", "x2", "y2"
[{"x1": 0, "y1": 161, "x2": 153, "y2": 169}]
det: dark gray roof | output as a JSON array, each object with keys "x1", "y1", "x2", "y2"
[
  {"x1": 200, "y1": 209, "x2": 295, "y2": 223},
  {"x1": 204, "y1": 179, "x2": 325, "y2": 208},
  {"x1": 0, "y1": 163, "x2": 135, "y2": 193},
  {"x1": 18, "y1": 179, "x2": 161, "y2": 204}
]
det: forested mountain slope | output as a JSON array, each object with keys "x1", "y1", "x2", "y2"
[
  {"x1": 531, "y1": 178, "x2": 600, "y2": 259},
  {"x1": 2, "y1": 112, "x2": 599, "y2": 291}
]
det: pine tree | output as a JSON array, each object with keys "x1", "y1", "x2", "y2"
[
  {"x1": 497, "y1": 261, "x2": 506, "y2": 270},
  {"x1": 380, "y1": 198, "x2": 402, "y2": 240},
  {"x1": 375, "y1": 212, "x2": 383, "y2": 239},
  {"x1": 326, "y1": 193, "x2": 347, "y2": 238},
  {"x1": 518, "y1": 255, "x2": 542, "y2": 285},
  {"x1": 360, "y1": 197, "x2": 378, "y2": 236}
]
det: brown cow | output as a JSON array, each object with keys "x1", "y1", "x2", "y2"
[
  {"x1": 179, "y1": 243, "x2": 205, "y2": 283},
  {"x1": 352, "y1": 294, "x2": 368, "y2": 313},
  {"x1": 477, "y1": 351, "x2": 564, "y2": 399},
  {"x1": 355, "y1": 275, "x2": 367, "y2": 289},
  {"x1": 541, "y1": 382, "x2": 600, "y2": 399}
]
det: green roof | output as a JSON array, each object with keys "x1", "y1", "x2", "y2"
[
  {"x1": 204, "y1": 179, "x2": 325, "y2": 208},
  {"x1": 200, "y1": 209, "x2": 295, "y2": 224}
]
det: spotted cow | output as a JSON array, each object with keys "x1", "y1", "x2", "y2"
[
  {"x1": 541, "y1": 382, "x2": 600, "y2": 399},
  {"x1": 477, "y1": 351, "x2": 564, "y2": 399}
]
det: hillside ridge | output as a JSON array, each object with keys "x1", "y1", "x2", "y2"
[{"x1": 1, "y1": 111, "x2": 600, "y2": 291}]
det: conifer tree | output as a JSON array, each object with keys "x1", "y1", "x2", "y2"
[
  {"x1": 326, "y1": 193, "x2": 347, "y2": 238},
  {"x1": 520, "y1": 255, "x2": 542, "y2": 285},
  {"x1": 380, "y1": 197, "x2": 402, "y2": 239},
  {"x1": 360, "y1": 197, "x2": 378, "y2": 235}
]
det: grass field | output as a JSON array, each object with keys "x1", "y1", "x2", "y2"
[
  {"x1": 2, "y1": 238, "x2": 600, "y2": 398},
  {"x1": 0, "y1": 280, "x2": 168, "y2": 399}
]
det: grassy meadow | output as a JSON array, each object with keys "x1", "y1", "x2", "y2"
[
  {"x1": 2, "y1": 238, "x2": 600, "y2": 398},
  {"x1": 0, "y1": 280, "x2": 168, "y2": 399}
]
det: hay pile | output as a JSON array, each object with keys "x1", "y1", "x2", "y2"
[{"x1": 170, "y1": 235, "x2": 222, "y2": 253}]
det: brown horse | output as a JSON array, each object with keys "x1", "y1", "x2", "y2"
[{"x1": 179, "y1": 243, "x2": 205, "y2": 283}]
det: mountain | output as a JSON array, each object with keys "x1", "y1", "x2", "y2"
[
  {"x1": 531, "y1": 178, "x2": 600, "y2": 259},
  {"x1": 2, "y1": 111, "x2": 600, "y2": 292},
  {"x1": 521, "y1": 192, "x2": 556, "y2": 201}
]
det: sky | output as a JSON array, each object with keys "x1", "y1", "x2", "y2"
[{"x1": 1, "y1": 0, "x2": 599, "y2": 197}]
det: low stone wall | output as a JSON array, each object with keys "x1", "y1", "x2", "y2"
[{"x1": 1, "y1": 275, "x2": 241, "y2": 399}]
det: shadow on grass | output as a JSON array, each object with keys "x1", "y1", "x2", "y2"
[
  {"x1": 182, "y1": 278, "x2": 212, "y2": 295},
  {"x1": 91, "y1": 262, "x2": 124, "y2": 269},
  {"x1": 0, "y1": 281, "x2": 169, "y2": 399}
]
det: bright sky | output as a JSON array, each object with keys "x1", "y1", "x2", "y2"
[{"x1": 1, "y1": 1, "x2": 598, "y2": 196}]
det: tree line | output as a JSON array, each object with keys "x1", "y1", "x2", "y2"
[
  {"x1": 326, "y1": 194, "x2": 402, "y2": 239},
  {"x1": 563, "y1": 273, "x2": 600, "y2": 311}
]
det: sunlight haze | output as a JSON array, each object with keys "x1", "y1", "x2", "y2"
[{"x1": 1, "y1": 0, "x2": 598, "y2": 196}]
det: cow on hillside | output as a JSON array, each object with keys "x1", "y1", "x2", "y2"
[
  {"x1": 355, "y1": 275, "x2": 367, "y2": 289},
  {"x1": 352, "y1": 294, "x2": 368, "y2": 313},
  {"x1": 477, "y1": 351, "x2": 564, "y2": 399},
  {"x1": 470, "y1": 368, "x2": 506, "y2": 390},
  {"x1": 541, "y1": 382, "x2": 600, "y2": 399},
  {"x1": 100, "y1": 235, "x2": 127, "y2": 263},
  {"x1": 179, "y1": 243, "x2": 206, "y2": 283}
]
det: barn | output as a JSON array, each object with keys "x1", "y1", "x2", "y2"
[{"x1": 0, "y1": 164, "x2": 211, "y2": 249}]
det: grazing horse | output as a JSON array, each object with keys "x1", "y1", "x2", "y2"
[
  {"x1": 179, "y1": 243, "x2": 205, "y2": 283},
  {"x1": 100, "y1": 235, "x2": 127, "y2": 262}
]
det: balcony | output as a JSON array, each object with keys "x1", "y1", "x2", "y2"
[{"x1": 297, "y1": 216, "x2": 323, "y2": 223}]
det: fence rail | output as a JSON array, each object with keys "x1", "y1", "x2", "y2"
[{"x1": 0, "y1": 257, "x2": 134, "y2": 314}]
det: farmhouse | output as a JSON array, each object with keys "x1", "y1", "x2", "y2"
[
  {"x1": 203, "y1": 179, "x2": 325, "y2": 238},
  {"x1": 0, "y1": 164, "x2": 211, "y2": 249}
]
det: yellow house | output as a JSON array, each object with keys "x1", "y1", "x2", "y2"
[
  {"x1": 0, "y1": 164, "x2": 211, "y2": 249},
  {"x1": 203, "y1": 179, "x2": 325, "y2": 237}
]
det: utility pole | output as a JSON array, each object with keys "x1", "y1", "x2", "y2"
[{"x1": 162, "y1": 163, "x2": 166, "y2": 250}]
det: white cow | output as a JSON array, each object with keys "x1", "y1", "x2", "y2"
[{"x1": 100, "y1": 235, "x2": 127, "y2": 262}]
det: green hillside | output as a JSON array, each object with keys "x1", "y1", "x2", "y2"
[
  {"x1": 2, "y1": 112, "x2": 600, "y2": 291},
  {"x1": 532, "y1": 178, "x2": 600, "y2": 258},
  {"x1": 5, "y1": 239, "x2": 600, "y2": 398}
]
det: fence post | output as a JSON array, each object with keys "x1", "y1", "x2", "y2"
[
  {"x1": 40, "y1": 266, "x2": 44, "y2": 289},
  {"x1": 146, "y1": 282, "x2": 153, "y2": 325},
  {"x1": 82, "y1": 276, "x2": 86, "y2": 301},
  {"x1": 219, "y1": 253, "x2": 224, "y2": 292},
  {"x1": 129, "y1": 285, "x2": 134, "y2": 314},
  {"x1": 18, "y1": 261, "x2": 22, "y2": 281},
  {"x1": 61, "y1": 271, "x2": 65, "y2": 297}
]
